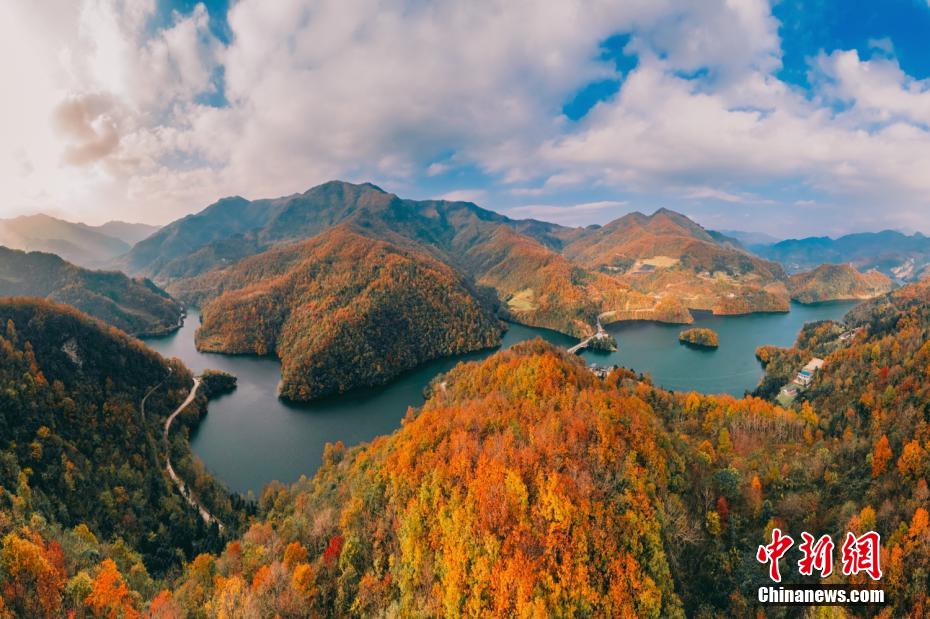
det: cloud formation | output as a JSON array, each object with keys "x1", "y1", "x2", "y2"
[{"x1": 1, "y1": 0, "x2": 930, "y2": 234}]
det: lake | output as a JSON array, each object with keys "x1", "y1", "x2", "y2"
[{"x1": 144, "y1": 301, "x2": 858, "y2": 495}]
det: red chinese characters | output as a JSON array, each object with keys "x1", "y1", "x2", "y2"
[
  {"x1": 841, "y1": 531, "x2": 882, "y2": 580},
  {"x1": 797, "y1": 532, "x2": 834, "y2": 577},
  {"x1": 759, "y1": 529, "x2": 882, "y2": 582},
  {"x1": 757, "y1": 528, "x2": 794, "y2": 582}
]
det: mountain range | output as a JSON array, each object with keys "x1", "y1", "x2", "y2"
[
  {"x1": 123, "y1": 181, "x2": 789, "y2": 330},
  {"x1": 754, "y1": 229, "x2": 930, "y2": 281},
  {"x1": 0, "y1": 213, "x2": 159, "y2": 268},
  {"x1": 0, "y1": 246, "x2": 183, "y2": 336},
  {"x1": 112, "y1": 181, "x2": 799, "y2": 399}
]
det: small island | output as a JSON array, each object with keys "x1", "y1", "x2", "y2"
[
  {"x1": 679, "y1": 327, "x2": 719, "y2": 349},
  {"x1": 587, "y1": 333, "x2": 618, "y2": 352},
  {"x1": 200, "y1": 369, "x2": 238, "y2": 397}
]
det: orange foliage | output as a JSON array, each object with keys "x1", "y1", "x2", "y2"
[{"x1": 85, "y1": 559, "x2": 140, "y2": 619}]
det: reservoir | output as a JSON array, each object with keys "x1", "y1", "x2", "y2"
[{"x1": 144, "y1": 301, "x2": 858, "y2": 495}]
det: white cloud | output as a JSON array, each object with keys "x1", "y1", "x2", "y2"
[
  {"x1": 507, "y1": 200, "x2": 628, "y2": 224},
  {"x1": 2, "y1": 0, "x2": 930, "y2": 234},
  {"x1": 814, "y1": 49, "x2": 930, "y2": 126},
  {"x1": 438, "y1": 189, "x2": 487, "y2": 203},
  {"x1": 683, "y1": 186, "x2": 773, "y2": 204}
]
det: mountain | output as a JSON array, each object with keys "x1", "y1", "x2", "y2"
[
  {"x1": 5, "y1": 281, "x2": 930, "y2": 615},
  {"x1": 0, "y1": 214, "x2": 159, "y2": 269},
  {"x1": 156, "y1": 279, "x2": 930, "y2": 616},
  {"x1": 460, "y1": 224, "x2": 692, "y2": 334},
  {"x1": 0, "y1": 299, "x2": 236, "y2": 578},
  {"x1": 0, "y1": 246, "x2": 183, "y2": 336},
  {"x1": 92, "y1": 220, "x2": 160, "y2": 245},
  {"x1": 787, "y1": 263, "x2": 894, "y2": 303},
  {"x1": 171, "y1": 225, "x2": 502, "y2": 400},
  {"x1": 0, "y1": 213, "x2": 131, "y2": 267},
  {"x1": 716, "y1": 229, "x2": 781, "y2": 249},
  {"x1": 121, "y1": 182, "x2": 790, "y2": 338},
  {"x1": 559, "y1": 208, "x2": 790, "y2": 315},
  {"x1": 756, "y1": 230, "x2": 930, "y2": 280}
]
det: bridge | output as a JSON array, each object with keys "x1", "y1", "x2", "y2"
[{"x1": 567, "y1": 315, "x2": 612, "y2": 354}]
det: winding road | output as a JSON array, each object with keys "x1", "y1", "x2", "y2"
[{"x1": 161, "y1": 377, "x2": 224, "y2": 531}]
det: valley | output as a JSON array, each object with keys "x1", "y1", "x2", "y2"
[
  {"x1": 144, "y1": 301, "x2": 856, "y2": 495},
  {"x1": 0, "y1": 180, "x2": 916, "y2": 616}
]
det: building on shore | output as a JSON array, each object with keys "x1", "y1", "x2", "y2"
[{"x1": 794, "y1": 358, "x2": 824, "y2": 387}]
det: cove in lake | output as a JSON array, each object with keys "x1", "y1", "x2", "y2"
[{"x1": 144, "y1": 301, "x2": 858, "y2": 495}]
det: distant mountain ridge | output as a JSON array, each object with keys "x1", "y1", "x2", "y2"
[
  {"x1": 0, "y1": 246, "x2": 182, "y2": 336},
  {"x1": 755, "y1": 230, "x2": 930, "y2": 281},
  {"x1": 122, "y1": 181, "x2": 790, "y2": 341},
  {"x1": 0, "y1": 213, "x2": 159, "y2": 268}
]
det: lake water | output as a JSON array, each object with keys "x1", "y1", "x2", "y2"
[{"x1": 144, "y1": 301, "x2": 857, "y2": 495}]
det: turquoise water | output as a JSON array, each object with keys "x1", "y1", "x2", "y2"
[
  {"x1": 144, "y1": 312, "x2": 573, "y2": 495},
  {"x1": 144, "y1": 301, "x2": 857, "y2": 495},
  {"x1": 579, "y1": 301, "x2": 859, "y2": 396}
]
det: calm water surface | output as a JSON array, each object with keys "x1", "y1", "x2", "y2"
[
  {"x1": 578, "y1": 301, "x2": 860, "y2": 396},
  {"x1": 144, "y1": 301, "x2": 857, "y2": 495}
]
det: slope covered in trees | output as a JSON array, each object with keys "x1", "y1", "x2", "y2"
[
  {"x1": 174, "y1": 226, "x2": 503, "y2": 400},
  {"x1": 0, "y1": 299, "x2": 240, "y2": 580},
  {"x1": 461, "y1": 224, "x2": 692, "y2": 336},
  {"x1": 559, "y1": 208, "x2": 791, "y2": 316},
  {"x1": 0, "y1": 246, "x2": 182, "y2": 336},
  {"x1": 788, "y1": 263, "x2": 893, "y2": 303},
  {"x1": 121, "y1": 181, "x2": 793, "y2": 340},
  {"x1": 5, "y1": 280, "x2": 930, "y2": 615}
]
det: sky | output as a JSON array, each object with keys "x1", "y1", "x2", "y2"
[{"x1": 3, "y1": 0, "x2": 930, "y2": 238}]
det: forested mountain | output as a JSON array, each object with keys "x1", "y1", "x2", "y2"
[
  {"x1": 0, "y1": 214, "x2": 137, "y2": 268},
  {"x1": 756, "y1": 230, "x2": 930, "y2": 281},
  {"x1": 788, "y1": 263, "x2": 893, "y2": 303},
  {"x1": 120, "y1": 181, "x2": 790, "y2": 341},
  {"x1": 0, "y1": 300, "x2": 239, "y2": 580},
  {"x1": 460, "y1": 224, "x2": 692, "y2": 335},
  {"x1": 4, "y1": 270, "x2": 930, "y2": 615},
  {"x1": 149, "y1": 278, "x2": 930, "y2": 616},
  {"x1": 0, "y1": 246, "x2": 182, "y2": 336},
  {"x1": 171, "y1": 226, "x2": 502, "y2": 400},
  {"x1": 559, "y1": 208, "x2": 790, "y2": 315}
]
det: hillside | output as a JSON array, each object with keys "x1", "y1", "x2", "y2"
[
  {"x1": 561, "y1": 208, "x2": 791, "y2": 316},
  {"x1": 4, "y1": 282, "x2": 930, "y2": 615},
  {"x1": 120, "y1": 182, "x2": 793, "y2": 340},
  {"x1": 788, "y1": 263, "x2": 893, "y2": 303},
  {"x1": 173, "y1": 226, "x2": 503, "y2": 400},
  {"x1": 0, "y1": 299, "x2": 238, "y2": 579},
  {"x1": 0, "y1": 246, "x2": 183, "y2": 336},
  {"x1": 757, "y1": 230, "x2": 930, "y2": 280},
  {"x1": 461, "y1": 225, "x2": 692, "y2": 336},
  {"x1": 0, "y1": 213, "x2": 136, "y2": 268},
  {"x1": 156, "y1": 281, "x2": 930, "y2": 616}
]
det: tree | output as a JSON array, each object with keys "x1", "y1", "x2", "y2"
[
  {"x1": 897, "y1": 440, "x2": 928, "y2": 480},
  {"x1": 0, "y1": 531, "x2": 64, "y2": 618},
  {"x1": 872, "y1": 435, "x2": 893, "y2": 477},
  {"x1": 85, "y1": 559, "x2": 139, "y2": 619}
]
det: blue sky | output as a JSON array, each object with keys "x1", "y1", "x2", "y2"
[{"x1": 4, "y1": 0, "x2": 930, "y2": 238}]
